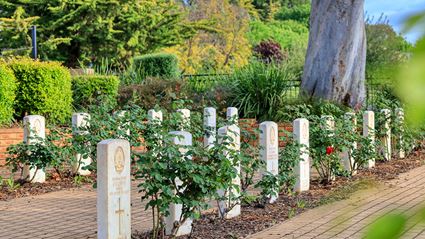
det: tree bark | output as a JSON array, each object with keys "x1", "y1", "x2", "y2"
[{"x1": 301, "y1": 0, "x2": 366, "y2": 108}]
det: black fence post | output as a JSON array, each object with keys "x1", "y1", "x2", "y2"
[{"x1": 31, "y1": 25, "x2": 37, "y2": 59}]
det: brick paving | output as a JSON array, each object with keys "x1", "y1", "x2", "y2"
[
  {"x1": 1, "y1": 166, "x2": 425, "y2": 239},
  {"x1": 248, "y1": 165, "x2": 425, "y2": 239},
  {"x1": 0, "y1": 182, "x2": 150, "y2": 239}
]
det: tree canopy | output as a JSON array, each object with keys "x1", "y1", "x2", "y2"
[{"x1": 0, "y1": 0, "x2": 200, "y2": 68}]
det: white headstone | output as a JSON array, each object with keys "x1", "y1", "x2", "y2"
[
  {"x1": 72, "y1": 113, "x2": 91, "y2": 176},
  {"x1": 116, "y1": 110, "x2": 130, "y2": 137},
  {"x1": 293, "y1": 118, "x2": 309, "y2": 192},
  {"x1": 165, "y1": 131, "x2": 193, "y2": 236},
  {"x1": 148, "y1": 109, "x2": 163, "y2": 124},
  {"x1": 97, "y1": 139, "x2": 131, "y2": 239},
  {"x1": 321, "y1": 115, "x2": 335, "y2": 131},
  {"x1": 381, "y1": 109, "x2": 392, "y2": 161},
  {"x1": 259, "y1": 121, "x2": 279, "y2": 203},
  {"x1": 363, "y1": 111, "x2": 375, "y2": 168},
  {"x1": 395, "y1": 108, "x2": 405, "y2": 159},
  {"x1": 23, "y1": 115, "x2": 46, "y2": 183},
  {"x1": 203, "y1": 107, "x2": 216, "y2": 149},
  {"x1": 226, "y1": 107, "x2": 238, "y2": 125},
  {"x1": 177, "y1": 109, "x2": 190, "y2": 130},
  {"x1": 342, "y1": 113, "x2": 357, "y2": 174},
  {"x1": 217, "y1": 125, "x2": 241, "y2": 219}
]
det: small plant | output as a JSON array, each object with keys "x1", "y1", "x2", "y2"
[
  {"x1": 73, "y1": 175, "x2": 84, "y2": 186},
  {"x1": 255, "y1": 172, "x2": 280, "y2": 205},
  {"x1": 5, "y1": 176, "x2": 20, "y2": 191},
  {"x1": 309, "y1": 116, "x2": 344, "y2": 184},
  {"x1": 288, "y1": 207, "x2": 296, "y2": 219},
  {"x1": 240, "y1": 128, "x2": 262, "y2": 193},
  {"x1": 278, "y1": 131, "x2": 304, "y2": 192},
  {"x1": 296, "y1": 199, "x2": 306, "y2": 209},
  {"x1": 135, "y1": 107, "x2": 239, "y2": 238},
  {"x1": 339, "y1": 113, "x2": 378, "y2": 175},
  {"x1": 6, "y1": 127, "x2": 74, "y2": 182}
]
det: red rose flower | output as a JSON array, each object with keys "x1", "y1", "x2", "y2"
[{"x1": 326, "y1": 146, "x2": 334, "y2": 155}]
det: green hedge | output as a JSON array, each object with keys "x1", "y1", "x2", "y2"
[
  {"x1": 72, "y1": 75, "x2": 120, "y2": 110},
  {"x1": 0, "y1": 63, "x2": 17, "y2": 125},
  {"x1": 132, "y1": 53, "x2": 180, "y2": 79},
  {"x1": 8, "y1": 59, "x2": 72, "y2": 124}
]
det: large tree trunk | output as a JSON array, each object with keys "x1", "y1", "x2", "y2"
[{"x1": 301, "y1": 0, "x2": 366, "y2": 108}]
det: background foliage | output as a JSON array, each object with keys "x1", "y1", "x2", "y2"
[
  {"x1": 0, "y1": 0, "x2": 199, "y2": 68},
  {"x1": 72, "y1": 75, "x2": 120, "y2": 110},
  {"x1": 7, "y1": 58, "x2": 72, "y2": 124},
  {"x1": 132, "y1": 53, "x2": 180, "y2": 79},
  {"x1": 0, "y1": 63, "x2": 17, "y2": 125}
]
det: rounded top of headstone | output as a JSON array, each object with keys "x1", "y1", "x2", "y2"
[
  {"x1": 148, "y1": 109, "x2": 163, "y2": 121},
  {"x1": 321, "y1": 115, "x2": 334, "y2": 120},
  {"x1": 73, "y1": 112, "x2": 90, "y2": 116},
  {"x1": 98, "y1": 139, "x2": 130, "y2": 146},
  {"x1": 294, "y1": 118, "x2": 308, "y2": 124},
  {"x1": 23, "y1": 115, "x2": 45, "y2": 121},
  {"x1": 115, "y1": 110, "x2": 127, "y2": 117},
  {"x1": 218, "y1": 126, "x2": 228, "y2": 134},
  {"x1": 169, "y1": 131, "x2": 192, "y2": 145},
  {"x1": 226, "y1": 107, "x2": 238, "y2": 116},
  {"x1": 260, "y1": 121, "x2": 278, "y2": 127}
]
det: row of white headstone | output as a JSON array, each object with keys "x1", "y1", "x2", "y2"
[
  {"x1": 19, "y1": 113, "x2": 92, "y2": 183},
  {"x1": 95, "y1": 107, "x2": 406, "y2": 238},
  {"x1": 19, "y1": 107, "x2": 404, "y2": 239}
]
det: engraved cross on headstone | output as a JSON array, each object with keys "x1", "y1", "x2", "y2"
[{"x1": 115, "y1": 197, "x2": 125, "y2": 237}]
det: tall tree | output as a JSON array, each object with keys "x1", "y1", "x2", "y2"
[
  {"x1": 164, "y1": 0, "x2": 253, "y2": 74},
  {"x1": 301, "y1": 0, "x2": 366, "y2": 108},
  {"x1": 0, "y1": 0, "x2": 198, "y2": 68}
]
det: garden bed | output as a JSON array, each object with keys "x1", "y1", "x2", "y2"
[
  {"x1": 134, "y1": 147, "x2": 425, "y2": 239},
  {"x1": 0, "y1": 174, "x2": 94, "y2": 201}
]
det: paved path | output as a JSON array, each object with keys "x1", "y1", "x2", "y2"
[
  {"x1": 0, "y1": 182, "x2": 150, "y2": 239},
  {"x1": 1, "y1": 166, "x2": 425, "y2": 239},
  {"x1": 248, "y1": 165, "x2": 425, "y2": 239}
]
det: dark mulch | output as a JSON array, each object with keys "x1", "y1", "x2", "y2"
[
  {"x1": 133, "y1": 147, "x2": 425, "y2": 239},
  {"x1": 0, "y1": 173, "x2": 94, "y2": 201}
]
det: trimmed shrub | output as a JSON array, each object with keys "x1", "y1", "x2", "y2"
[
  {"x1": 132, "y1": 53, "x2": 180, "y2": 79},
  {"x1": 0, "y1": 63, "x2": 17, "y2": 125},
  {"x1": 8, "y1": 58, "x2": 72, "y2": 124},
  {"x1": 72, "y1": 75, "x2": 120, "y2": 110}
]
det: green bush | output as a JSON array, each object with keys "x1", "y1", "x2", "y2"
[
  {"x1": 8, "y1": 58, "x2": 72, "y2": 124},
  {"x1": 72, "y1": 75, "x2": 120, "y2": 110},
  {"x1": 132, "y1": 53, "x2": 180, "y2": 79},
  {"x1": 0, "y1": 63, "x2": 17, "y2": 125},
  {"x1": 247, "y1": 20, "x2": 309, "y2": 50},
  {"x1": 222, "y1": 61, "x2": 298, "y2": 120},
  {"x1": 275, "y1": 4, "x2": 311, "y2": 27}
]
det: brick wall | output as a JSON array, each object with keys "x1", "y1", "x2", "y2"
[
  {"x1": 239, "y1": 119, "x2": 293, "y2": 147},
  {"x1": 0, "y1": 119, "x2": 293, "y2": 168},
  {"x1": 0, "y1": 128, "x2": 24, "y2": 166}
]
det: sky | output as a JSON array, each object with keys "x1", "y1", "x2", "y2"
[{"x1": 365, "y1": 0, "x2": 425, "y2": 43}]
